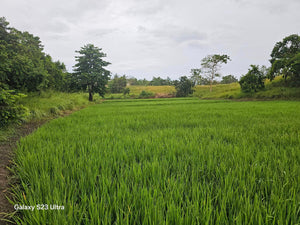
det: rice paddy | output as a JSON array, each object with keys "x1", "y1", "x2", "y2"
[{"x1": 12, "y1": 98, "x2": 300, "y2": 224}]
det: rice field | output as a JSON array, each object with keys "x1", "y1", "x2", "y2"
[{"x1": 12, "y1": 98, "x2": 300, "y2": 224}]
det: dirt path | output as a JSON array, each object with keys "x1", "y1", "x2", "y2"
[
  {"x1": 0, "y1": 108, "x2": 81, "y2": 224},
  {"x1": 0, "y1": 120, "x2": 48, "y2": 225},
  {"x1": 0, "y1": 120, "x2": 49, "y2": 224}
]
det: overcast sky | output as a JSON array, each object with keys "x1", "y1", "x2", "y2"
[{"x1": 1, "y1": 0, "x2": 299, "y2": 80}]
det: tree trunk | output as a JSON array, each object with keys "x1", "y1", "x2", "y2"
[
  {"x1": 210, "y1": 72, "x2": 214, "y2": 92},
  {"x1": 89, "y1": 91, "x2": 93, "y2": 101}
]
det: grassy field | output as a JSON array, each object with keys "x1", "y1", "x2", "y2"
[
  {"x1": 106, "y1": 76, "x2": 300, "y2": 100},
  {"x1": 193, "y1": 83, "x2": 240, "y2": 99},
  {"x1": 193, "y1": 77, "x2": 300, "y2": 99},
  {"x1": 0, "y1": 91, "x2": 96, "y2": 141},
  {"x1": 19, "y1": 91, "x2": 99, "y2": 119},
  {"x1": 105, "y1": 85, "x2": 175, "y2": 99},
  {"x1": 11, "y1": 98, "x2": 300, "y2": 224}
]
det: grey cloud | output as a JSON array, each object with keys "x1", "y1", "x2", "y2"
[
  {"x1": 151, "y1": 25, "x2": 207, "y2": 43},
  {"x1": 87, "y1": 27, "x2": 118, "y2": 38},
  {"x1": 47, "y1": 19, "x2": 71, "y2": 33},
  {"x1": 232, "y1": 0, "x2": 300, "y2": 14},
  {"x1": 36, "y1": 0, "x2": 111, "y2": 24},
  {"x1": 126, "y1": 0, "x2": 167, "y2": 16},
  {"x1": 137, "y1": 26, "x2": 147, "y2": 32},
  {"x1": 186, "y1": 40, "x2": 209, "y2": 49}
]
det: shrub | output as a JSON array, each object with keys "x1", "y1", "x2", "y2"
[
  {"x1": 139, "y1": 90, "x2": 154, "y2": 98},
  {"x1": 123, "y1": 88, "x2": 130, "y2": 96},
  {"x1": 174, "y1": 76, "x2": 195, "y2": 97},
  {"x1": 0, "y1": 84, "x2": 28, "y2": 127},
  {"x1": 239, "y1": 65, "x2": 265, "y2": 92}
]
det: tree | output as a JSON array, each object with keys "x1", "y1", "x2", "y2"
[
  {"x1": 0, "y1": 17, "x2": 67, "y2": 92},
  {"x1": 44, "y1": 55, "x2": 67, "y2": 91},
  {"x1": 201, "y1": 54, "x2": 231, "y2": 92},
  {"x1": 109, "y1": 74, "x2": 127, "y2": 93},
  {"x1": 268, "y1": 34, "x2": 300, "y2": 85},
  {"x1": 190, "y1": 69, "x2": 202, "y2": 85},
  {"x1": 73, "y1": 44, "x2": 111, "y2": 101},
  {"x1": 174, "y1": 76, "x2": 195, "y2": 97},
  {"x1": 239, "y1": 65, "x2": 265, "y2": 92},
  {"x1": 149, "y1": 76, "x2": 169, "y2": 86},
  {"x1": 221, "y1": 75, "x2": 238, "y2": 84},
  {"x1": 123, "y1": 87, "x2": 130, "y2": 96}
]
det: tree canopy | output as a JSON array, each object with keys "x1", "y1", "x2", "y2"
[
  {"x1": 73, "y1": 44, "x2": 111, "y2": 101},
  {"x1": 109, "y1": 74, "x2": 127, "y2": 93},
  {"x1": 190, "y1": 69, "x2": 202, "y2": 85},
  {"x1": 201, "y1": 54, "x2": 231, "y2": 92},
  {"x1": 239, "y1": 65, "x2": 265, "y2": 92},
  {"x1": 0, "y1": 17, "x2": 67, "y2": 92},
  {"x1": 174, "y1": 76, "x2": 195, "y2": 97},
  {"x1": 268, "y1": 34, "x2": 300, "y2": 86},
  {"x1": 221, "y1": 75, "x2": 238, "y2": 84}
]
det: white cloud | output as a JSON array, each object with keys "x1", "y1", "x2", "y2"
[{"x1": 1, "y1": 0, "x2": 299, "y2": 79}]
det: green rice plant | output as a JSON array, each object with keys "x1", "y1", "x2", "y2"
[{"x1": 11, "y1": 99, "x2": 300, "y2": 224}]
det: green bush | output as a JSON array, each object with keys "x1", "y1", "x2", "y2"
[
  {"x1": 139, "y1": 90, "x2": 154, "y2": 98},
  {"x1": 123, "y1": 87, "x2": 130, "y2": 96},
  {"x1": 239, "y1": 65, "x2": 265, "y2": 92},
  {"x1": 174, "y1": 76, "x2": 195, "y2": 97},
  {"x1": 0, "y1": 85, "x2": 28, "y2": 127}
]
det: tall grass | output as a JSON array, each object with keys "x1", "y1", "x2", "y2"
[
  {"x1": 19, "y1": 91, "x2": 100, "y2": 120},
  {"x1": 193, "y1": 83, "x2": 240, "y2": 99},
  {"x1": 193, "y1": 77, "x2": 300, "y2": 99},
  {"x1": 0, "y1": 91, "x2": 95, "y2": 141},
  {"x1": 12, "y1": 99, "x2": 300, "y2": 224},
  {"x1": 122, "y1": 76, "x2": 300, "y2": 100},
  {"x1": 128, "y1": 85, "x2": 175, "y2": 95}
]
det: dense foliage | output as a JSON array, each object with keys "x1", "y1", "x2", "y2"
[
  {"x1": 149, "y1": 76, "x2": 173, "y2": 86},
  {"x1": 109, "y1": 75, "x2": 127, "y2": 93},
  {"x1": 127, "y1": 78, "x2": 150, "y2": 86},
  {"x1": 0, "y1": 17, "x2": 66, "y2": 92},
  {"x1": 221, "y1": 75, "x2": 238, "y2": 84},
  {"x1": 268, "y1": 34, "x2": 300, "y2": 86},
  {"x1": 0, "y1": 17, "x2": 68, "y2": 125},
  {"x1": 0, "y1": 83, "x2": 28, "y2": 127},
  {"x1": 138, "y1": 90, "x2": 155, "y2": 98},
  {"x1": 239, "y1": 65, "x2": 265, "y2": 92},
  {"x1": 174, "y1": 76, "x2": 195, "y2": 97},
  {"x1": 73, "y1": 44, "x2": 111, "y2": 101}
]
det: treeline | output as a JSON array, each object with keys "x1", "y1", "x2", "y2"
[
  {"x1": 1, "y1": 16, "x2": 299, "y2": 126},
  {"x1": 239, "y1": 34, "x2": 300, "y2": 92},
  {"x1": 0, "y1": 17, "x2": 70, "y2": 126},
  {"x1": 0, "y1": 17, "x2": 67, "y2": 92}
]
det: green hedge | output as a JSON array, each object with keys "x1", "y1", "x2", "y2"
[{"x1": 0, "y1": 85, "x2": 28, "y2": 127}]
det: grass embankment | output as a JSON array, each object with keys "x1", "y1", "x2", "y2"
[
  {"x1": 129, "y1": 85, "x2": 175, "y2": 95},
  {"x1": 20, "y1": 91, "x2": 98, "y2": 119},
  {"x1": 12, "y1": 99, "x2": 300, "y2": 224},
  {"x1": 193, "y1": 77, "x2": 300, "y2": 99},
  {"x1": 0, "y1": 91, "x2": 96, "y2": 141},
  {"x1": 105, "y1": 85, "x2": 175, "y2": 99},
  {"x1": 110, "y1": 76, "x2": 300, "y2": 100}
]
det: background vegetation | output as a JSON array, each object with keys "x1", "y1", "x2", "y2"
[{"x1": 1, "y1": 16, "x2": 299, "y2": 128}]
